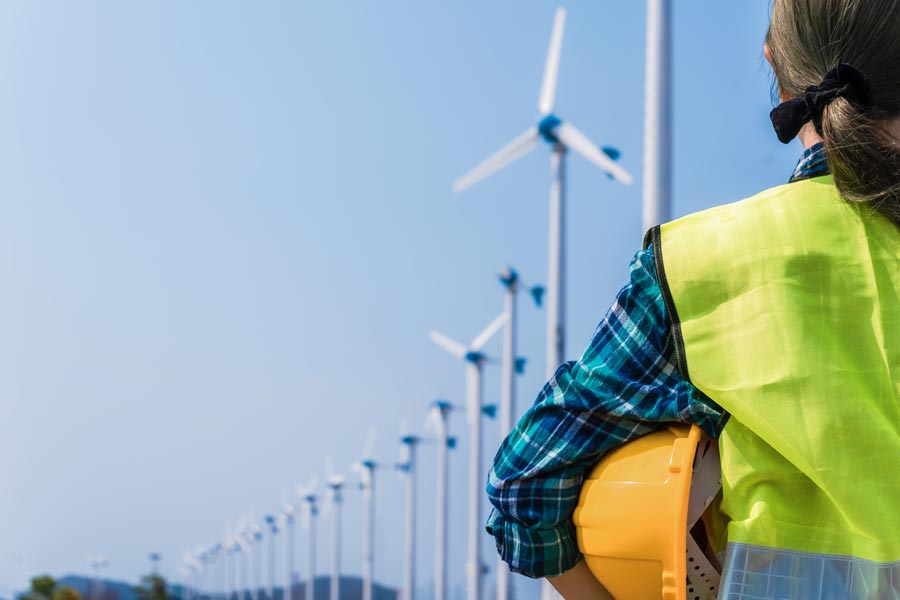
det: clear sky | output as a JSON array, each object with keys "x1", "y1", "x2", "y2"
[{"x1": 1, "y1": 1, "x2": 802, "y2": 597}]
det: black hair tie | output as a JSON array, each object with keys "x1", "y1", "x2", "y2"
[{"x1": 769, "y1": 62, "x2": 873, "y2": 144}]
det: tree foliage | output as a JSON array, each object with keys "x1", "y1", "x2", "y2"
[
  {"x1": 51, "y1": 587, "x2": 82, "y2": 600},
  {"x1": 22, "y1": 575, "x2": 57, "y2": 600},
  {"x1": 134, "y1": 574, "x2": 168, "y2": 600}
]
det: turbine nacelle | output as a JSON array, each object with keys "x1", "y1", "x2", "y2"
[
  {"x1": 464, "y1": 350, "x2": 486, "y2": 364},
  {"x1": 537, "y1": 114, "x2": 563, "y2": 144}
]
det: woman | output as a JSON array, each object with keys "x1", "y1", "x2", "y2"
[{"x1": 486, "y1": 1, "x2": 900, "y2": 598}]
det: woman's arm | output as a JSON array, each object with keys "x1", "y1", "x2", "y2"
[
  {"x1": 485, "y1": 247, "x2": 727, "y2": 579},
  {"x1": 547, "y1": 559, "x2": 615, "y2": 600}
]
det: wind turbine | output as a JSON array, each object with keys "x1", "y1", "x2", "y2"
[
  {"x1": 296, "y1": 478, "x2": 319, "y2": 600},
  {"x1": 87, "y1": 555, "x2": 109, "y2": 600},
  {"x1": 182, "y1": 556, "x2": 197, "y2": 600},
  {"x1": 395, "y1": 423, "x2": 419, "y2": 600},
  {"x1": 249, "y1": 523, "x2": 264, "y2": 600},
  {"x1": 281, "y1": 499, "x2": 297, "y2": 600},
  {"x1": 324, "y1": 461, "x2": 345, "y2": 600},
  {"x1": 263, "y1": 515, "x2": 278, "y2": 600},
  {"x1": 351, "y1": 428, "x2": 379, "y2": 600},
  {"x1": 423, "y1": 400, "x2": 456, "y2": 600},
  {"x1": 225, "y1": 535, "x2": 241, "y2": 600},
  {"x1": 429, "y1": 310, "x2": 507, "y2": 600},
  {"x1": 495, "y1": 268, "x2": 542, "y2": 600},
  {"x1": 208, "y1": 544, "x2": 223, "y2": 600},
  {"x1": 235, "y1": 521, "x2": 252, "y2": 600}
]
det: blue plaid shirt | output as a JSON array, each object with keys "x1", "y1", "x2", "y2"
[{"x1": 485, "y1": 143, "x2": 829, "y2": 578}]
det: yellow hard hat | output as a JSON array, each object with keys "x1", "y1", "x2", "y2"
[{"x1": 573, "y1": 424, "x2": 723, "y2": 600}]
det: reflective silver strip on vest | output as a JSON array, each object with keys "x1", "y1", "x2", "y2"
[{"x1": 719, "y1": 542, "x2": 900, "y2": 600}]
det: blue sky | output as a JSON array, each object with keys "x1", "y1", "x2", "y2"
[{"x1": 1, "y1": 1, "x2": 801, "y2": 597}]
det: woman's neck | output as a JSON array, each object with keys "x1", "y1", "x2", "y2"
[{"x1": 798, "y1": 122, "x2": 824, "y2": 149}]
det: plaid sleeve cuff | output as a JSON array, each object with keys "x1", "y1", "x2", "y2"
[{"x1": 486, "y1": 508, "x2": 581, "y2": 578}]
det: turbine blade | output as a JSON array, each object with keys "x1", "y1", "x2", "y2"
[
  {"x1": 470, "y1": 312, "x2": 508, "y2": 352},
  {"x1": 429, "y1": 330, "x2": 467, "y2": 359},
  {"x1": 452, "y1": 127, "x2": 539, "y2": 193},
  {"x1": 538, "y1": 7, "x2": 567, "y2": 115},
  {"x1": 555, "y1": 122, "x2": 634, "y2": 185}
]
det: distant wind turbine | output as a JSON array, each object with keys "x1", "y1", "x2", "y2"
[
  {"x1": 351, "y1": 428, "x2": 379, "y2": 600},
  {"x1": 263, "y1": 515, "x2": 278, "y2": 600},
  {"x1": 296, "y1": 478, "x2": 319, "y2": 600},
  {"x1": 423, "y1": 400, "x2": 456, "y2": 600},
  {"x1": 324, "y1": 460, "x2": 345, "y2": 600},
  {"x1": 87, "y1": 555, "x2": 109, "y2": 600},
  {"x1": 429, "y1": 312, "x2": 507, "y2": 600},
  {"x1": 395, "y1": 422, "x2": 419, "y2": 600},
  {"x1": 496, "y1": 267, "x2": 542, "y2": 600},
  {"x1": 281, "y1": 499, "x2": 297, "y2": 600},
  {"x1": 249, "y1": 523, "x2": 264, "y2": 600}
]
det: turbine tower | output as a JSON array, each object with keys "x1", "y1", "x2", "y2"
[
  {"x1": 324, "y1": 463, "x2": 345, "y2": 600},
  {"x1": 296, "y1": 478, "x2": 319, "y2": 600},
  {"x1": 496, "y1": 268, "x2": 542, "y2": 600},
  {"x1": 236, "y1": 524, "x2": 252, "y2": 600},
  {"x1": 263, "y1": 515, "x2": 278, "y2": 600},
  {"x1": 87, "y1": 555, "x2": 109, "y2": 600},
  {"x1": 643, "y1": 0, "x2": 672, "y2": 232},
  {"x1": 396, "y1": 426, "x2": 419, "y2": 600},
  {"x1": 424, "y1": 400, "x2": 456, "y2": 600},
  {"x1": 351, "y1": 428, "x2": 379, "y2": 600},
  {"x1": 429, "y1": 312, "x2": 508, "y2": 600},
  {"x1": 282, "y1": 502, "x2": 297, "y2": 600},
  {"x1": 250, "y1": 523, "x2": 264, "y2": 600}
]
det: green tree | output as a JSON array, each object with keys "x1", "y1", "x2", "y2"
[
  {"x1": 134, "y1": 574, "x2": 167, "y2": 600},
  {"x1": 22, "y1": 575, "x2": 57, "y2": 600},
  {"x1": 51, "y1": 587, "x2": 82, "y2": 600}
]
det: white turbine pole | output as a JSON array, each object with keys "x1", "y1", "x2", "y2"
[
  {"x1": 539, "y1": 144, "x2": 568, "y2": 600},
  {"x1": 283, "y1": 507, "x2": 296, "y2": 600},
  {"x1": 360, "y1": 462, "x2": 376, "y2": 600},
  {"x1": 224, "y1": 548, "x2": 232, "y2": 600},
  {"x1": 497, "y1": 270, "x2": 517, "y2": 600},
  {"x1": 264, "y1": 516, "x2": 277, "y2": 600},
  {"x1": 499, "y1": 271, "x2": 518, "y2": 438},
  {"x1": 642, "y1": 0, "x2": 672, "y2": 233},
  {"x1": 398, "y1": 435, "x2": 419, "y2": 600},
  {"x1": 328, "y1": 482, "x2": 343, "y2": 600},
  {"x1": 547, "y1": 144, "x2": 567, "y2": 377},
  {"x1": 240, "y1": 535, "x2": 250, "y2": 600},
  {"x1": 305, "y1": 502, "x2": 317, "y2": 600},
  {"x1": 251, "y1": 526, "x2": 264, "y2": 600},
  {"x1": 466, "y1": 361, "x2": 485, "y2": 600},
  {"x1": 430, "y1": 401, "x2": 452, "y2": 600}
]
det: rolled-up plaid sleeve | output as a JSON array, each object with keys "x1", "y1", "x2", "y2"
[{"x1": 485, "y1": 246, "x2": 728, "y2": 578}]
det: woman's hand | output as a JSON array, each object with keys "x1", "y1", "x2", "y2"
[{"x1": 546, "y1": 559, "x2": 615, "y2": 600}]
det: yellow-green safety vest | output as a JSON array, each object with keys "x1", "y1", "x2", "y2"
[{"x1": 648, "y1": 175, "x2": 900, "y2": 599}]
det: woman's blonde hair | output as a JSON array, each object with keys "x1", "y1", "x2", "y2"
[{"x1": 767, "y1": 0, "x2": 900, "y2": 226}]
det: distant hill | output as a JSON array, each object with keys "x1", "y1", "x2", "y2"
[{"x1": 19, "y1": 576, "x2": 397, "y2": 600}]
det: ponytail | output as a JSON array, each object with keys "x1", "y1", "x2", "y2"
[{"x1": 767, "y1": 0, "x2": 900, "y2": 228}]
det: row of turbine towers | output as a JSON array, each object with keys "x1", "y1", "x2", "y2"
[{"x1": 180, "y1": 1, "x2": 672, "y2": 599}]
